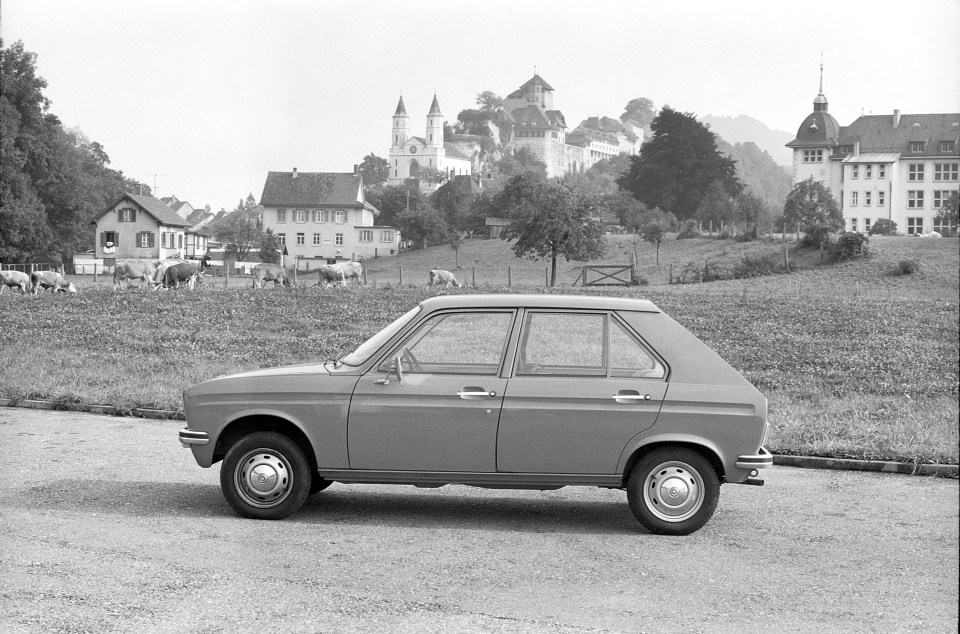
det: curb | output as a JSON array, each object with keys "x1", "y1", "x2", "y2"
[{"x1": 2, "y1": 399, "x2": 957, "y2": 477}]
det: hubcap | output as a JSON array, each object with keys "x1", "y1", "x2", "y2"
[
  {"x1": 643, "y1": 461, "x2": 704, "y2": 522},
  {"x1": 235, "y1": 449, "x2": 292, "y2": 508}
]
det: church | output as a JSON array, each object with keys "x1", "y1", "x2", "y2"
[{"x1": 786, "y1": 67, "x2": 959, "y2": 235}]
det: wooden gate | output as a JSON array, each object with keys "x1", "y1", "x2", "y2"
[{"x1": 581, "y1": 265, "x2": 634, "y2": 286}]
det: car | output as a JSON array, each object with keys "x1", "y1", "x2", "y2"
[{"x1": 179, "y1": 294, "x2": 772, "y2": 535}]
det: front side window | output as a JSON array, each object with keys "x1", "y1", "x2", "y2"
[
  {"x1": 934, "y1": 163, "x2": 959, "y2": 181},
  {"x1": 908, "y1": 164, "x2": 925, "y2": 181},
  {"x1": 385, "y1": 312, "x2": 514, "y2": 375}
]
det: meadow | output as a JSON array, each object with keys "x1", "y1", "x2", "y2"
[{"x1": 1, "y1": 235, "x2": 957, "y2": 465}]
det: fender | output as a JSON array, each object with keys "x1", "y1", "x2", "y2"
[{"x1": 617, "y1": 431, "x2": 728, "y2": 480}]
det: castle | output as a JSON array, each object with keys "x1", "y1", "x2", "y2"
[{"x1": 388, "y1": 74, "x2": 644, "y2": 189}]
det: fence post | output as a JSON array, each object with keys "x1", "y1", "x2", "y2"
[
  {"x1": 399, "y1": 265, "x2": 403, "y2": 286},
  {"x1": 508, "y1": 267, "x2": 512, "y2": 288},
  {"x1": 472, "y1": 267, "x2": 475, "y2": 287},
  {"x1": 94, "y1": 263, "x2": 98, "y2": 282},
  {"x1": 545, "y1": 267, "x2": 548, "y2": 287},
  {"x1": 669, "y1": 263, "x2": 673, "y2": 284},
  {"x1": 225, "y1": 265, "x2": 229, "y2": 288}
]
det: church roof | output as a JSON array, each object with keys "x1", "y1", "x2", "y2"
[
  {"x1": 394, "y1": 96, "x2": 408, "y2": 117},
  {"x1": 260, "y1": 171, "x2": 365, "y2": 207},
  {"x1": 428, "y1": 94, "x2": 442, "y2": 116}
]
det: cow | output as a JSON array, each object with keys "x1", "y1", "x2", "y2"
[
  {"x1": 332, "y1": 261, "x2": 363, "y2": 286},
  {"x1": 252, "y1": 263, "x2": 294, "y2": 289},
  {"x1": 113, "y1": 259, "x2": 161, "y2": 291},
  {"x1": 317, "y1": 264, "x2": 346, "y2": 288},
  {"x1": 428, "y1": 269, "x2": 463, "y2": 288},
  {"x1": 31, "y1": 271, "x2": 76, "y2": 295},
  {"x1": 918, "y1": 231, "x2": 943, "y2": 238},
  {"x1": 0, "y1": 270, "x2": 31, "y2": 295},
  {"x1": 162, "y1": 262, "x2": 200, "y2": 289},
  {"x1": 152, "y1": 259, "x2": 186, "y2": 289}
]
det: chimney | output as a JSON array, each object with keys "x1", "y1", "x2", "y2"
[
  {"x1": 893, "y1": 110, "x2": 901, "y2": 128},
  {"x1": 292, "y1": 167, "x2": 298, "y2": 179},
  {"x1": 353, "y1": 164, "x2": 359, "y2": 174}
]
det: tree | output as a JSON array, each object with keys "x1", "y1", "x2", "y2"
[
  {"x1": 501, "y1": 184, "x2": 605, "y2": 286},
  {"x1": 621, "y1": 97, "x2": 656, "y2": 129},
  {"x1": 617, "y1": 107, "x2": 742, "y2": 221},
  {"x1": 603, "y1": 191, "x2": 648, "y2": 232},
  {"x1": 935, "y1": 191, "x2": 959, "y2": 236},
  {"x1": 735, "y1": 190, "x2": 772, "y2": 239},
  {"x1": 396, "y1": 206, "x2": 448, "y2": 250},
  {"x1": 365, "y1": 185, "x2": 425, "y2": 227},
  {"x1": 782, "y1": 177, "x2": 842, "y2": 247},
  {"x1": 417, "y1": 166, "x2": 448, "y2": 186},
  {"x1": 476, "y1": 90, "x2": 503, "y2": 111},
  {"x1": 869, "y1": 218, "x2": 898, "y2": 236},
  {"x1": 210, "y1": 194, "x2": 262, "y2": 261},
  {"x1": 258, "y1": 229, "x2": 281, "y2": 263},
  {"x1": 357, "y1": 153, "x2": 388, "y2": 191},
  {"x1": 639, "y1": 208, "x2": 673, "y2": 265},
  {"x1": 696, "y1": 180, "x2": 738, "y2": 234}
]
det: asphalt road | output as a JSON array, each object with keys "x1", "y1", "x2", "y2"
[{"x1": 1, "y1": 409, "x2": 957, "y2": 633}]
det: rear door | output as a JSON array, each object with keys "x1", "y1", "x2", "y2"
[{"x1": 497, "y1": 310, "x2": 667, "y2": 474}]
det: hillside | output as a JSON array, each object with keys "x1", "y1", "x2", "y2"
[
  {"x1": 363, "y1": 235, "x2": 959, "y2": 300},
  {"x1": 700, "y1": 114, "x2": 794, "y2": 166},
  {"x1": 714, "y1": 137, "x2": 792, "y2": 209}
]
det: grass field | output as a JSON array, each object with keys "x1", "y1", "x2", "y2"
[{"x1": 2, "y1": 235, "x2": 957, "y2": 464}]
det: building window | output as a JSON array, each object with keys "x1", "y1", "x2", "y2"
[
  {"x1": 137, "y1": 232, "x2": 153, "y2": 248},
  {"x1": 802, "y1": 149, "x2": 823, "y2": 163},
  {"x1": 940, "y1": 141, "x2": 955, "y2": 153},
  {"x1": 879, "y1": 165, "x2": 886, "y2": 179},
  {"x1": 277, "y1": 209, "x2": 287, "y2": 223},
  {"x1": 865, "y1": 165, "x2": 872, "y2": 179},
  {"x1": 850, "y1": 192, "x2": 858, "y2": 206},
  {"x1": 380, "y1": 230, "x2": 395, "y2": 242},
  {"x1": 864, "y1": 218, "x2": 872, "y2": 233},
  {"x1": 851, "y1": 218, "x2": 858, "y2": 232},
  {"x1": 907, "y1": 191, "x2": 924, "y2": 208},
  {"x1": 908, "y1": 164, "x2": 925, "y2": 181},
  {"x1": 852, "y1": 165, "x2": 859, "y2": 179},
  {"x1": 934, "y1": 163, "x2": 959, "y2": 181},
  {"x1": 178, "y1": 235, "x2": 183, "y2": 249},
  {"x1": 296, "y1": 233, "x2": 305, "y2": 246},
  {"x1": 933, "y1": 190, "x2": 956, "y2": 209},
  {"x1": 335, "y1": 210, "x2": 345, "y2": 224},
  {"x1": 335, "y1": 233, "x2": 344, "y2": 246},
  {"x1": 359, "y1": 230, "x2": 373, "y2": 243},
  {"x1": 118, "y1": 207, "x2": 137, "y2": 222},
  {"x1": 865, "y1": 192, "x2": 872, "y2": 206},
  {"x1": 313, "y1": 233, "x2": 321, "y2": 246},
  {"x1": 907, "y1": 217, "x2": 924, "y2": 234},
  {"x1": 910, "y1": 141, "x2": 925, "y2": 153},
  {"x1": 295, "y1": 209, "x2": 306, "y2": 223},
  {"x1": 277, "y1": 233, "x2": 286, "y2": 245},
  {"x1": 878, "y1": 191, "x2": 885, "y2": 206}
]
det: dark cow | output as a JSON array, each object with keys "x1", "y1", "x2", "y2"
[
  {"x1": 428, "y1": 269, "x2": 462, "y2": 288},
  {"x1": 31, "y1": 271, "x2": 76, "y2": 295},
  {"x1": 252, "y1": 263, "x2": 294, "y2": 289},
  {"x1": 113, "y1": 259, "x2": 161, "y2": 291},
  {"x1": 1, "y1": 270, "x2": 31, "y2": 295},
  {"x1": 162, "y1": 262, "x2": 199, "y2": 289},
  {"x1": 317, "y1": 264, "x2": 346, "y2": 288}
]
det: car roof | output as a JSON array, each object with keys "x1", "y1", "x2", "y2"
[{"x1": 419, "y1": 293, "x2": 660, "y2": 313}]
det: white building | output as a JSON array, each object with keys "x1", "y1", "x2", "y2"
[{"x1": 388, "y1": 95, "x2": 473, "y2": 192}]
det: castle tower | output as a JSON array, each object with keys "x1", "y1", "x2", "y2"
[
  {"x1": 392, "y1": 96, "x2": 409, "y2": 148},
  {"x1": 426, "y1": 94, "x2": 443, "y2": 149}
]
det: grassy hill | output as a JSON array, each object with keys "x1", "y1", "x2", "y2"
[{"x1": 362, "y1": 234, "x2": 959, "y2": 300}]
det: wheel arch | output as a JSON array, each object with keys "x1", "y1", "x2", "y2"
[
  {"x1": 621, "y1": 437, "x2": 726, "y2": 486},
  {"x1": 214, "y1": 413, "x2": 317, "y2": 472}
]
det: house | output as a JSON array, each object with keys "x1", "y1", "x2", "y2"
[
  {"x1": 259, "y1": 168, "x2": 401, "y2": 266},
  {"x1": 91, "y1": 193, "x2": 210, "y2": 264},
  {"x1": 787, "y1": 67, "x2": 959, "y2": 235}
]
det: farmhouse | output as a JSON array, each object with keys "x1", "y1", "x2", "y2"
[
  {"x1": 259, "y1": 168, "x2": 401, "y2": 265},
  {"x1": 90, "y1": 193, "x2": 210, "y2": 265},
  {"x1": 787, "y1": 67, "x2": 960, "y2": 235}
]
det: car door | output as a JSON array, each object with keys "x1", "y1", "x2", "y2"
[
  {"x1": 348, "y1": 310, "x2": 516, "y2": 472},
  {"x1": 497, "y1": 310, "x2": 667, "y2": 475}
]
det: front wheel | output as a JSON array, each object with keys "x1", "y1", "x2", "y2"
[
  {"x1": 627, "y1": 448, "x2": 719, "y2": 535},
  {"x1": 220, "y1": 432, "x2": 311, "y2": 520}
]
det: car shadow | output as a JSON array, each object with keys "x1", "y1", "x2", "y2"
[{"x1": 18, "y1": 479, "x2": 641, "y2": 534}]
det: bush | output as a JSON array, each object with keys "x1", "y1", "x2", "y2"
[
  {"x1": 869, "y1": 219, "x2": 898, "y2": 236},
  {"x1": 800, "y1": 225, "x2": 835, "y2": 249},
  {"x1": 733, "y1": 254, "x2": 780, "y2": 278},
  {"x1": 829, "y1": 232, "x2": 870, "y2": 262},
  {"x1": 676, "y1": 219, "x2": 700, "y2": 239},
  {"x1": 892, "y1": 259, "x2": 919, "y2": 275}
]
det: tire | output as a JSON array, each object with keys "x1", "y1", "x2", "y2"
[
  {"x1": 220, "y1": 432, "x2": 311, "y2": 520},
  {"x1": 627, "y1": 447, "x2": 720, "y2": 536}
]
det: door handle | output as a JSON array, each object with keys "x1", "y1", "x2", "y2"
[
  {"x1": 457, "y1": 389, "x2": 496, "y2": 399},
  {"x1": 611, "y1": 392, "x2": 651, "y2": 402}
]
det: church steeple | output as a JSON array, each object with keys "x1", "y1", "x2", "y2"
[
  {"x1": 813, "y1": 58, "x2": 828, "y2": 112},
  {"x1": 392, "y1": 95, "x2": 409, "y2": 147},
  {"x1": 426, "y1": 94, "x2": 443, "y2": 148}
]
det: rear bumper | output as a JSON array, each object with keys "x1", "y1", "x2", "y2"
[{"x1": 736, "y1": 446, "x2": 773, "y2": 470}]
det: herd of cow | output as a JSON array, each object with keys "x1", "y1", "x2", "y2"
[{"x1": 1, "y1": 261, "x2": 464, "y2": 296}]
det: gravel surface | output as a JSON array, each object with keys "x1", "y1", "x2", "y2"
[{"x1": 1, "y1": 409, "x2": 957, "y2": 633}]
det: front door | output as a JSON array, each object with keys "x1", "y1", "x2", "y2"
[{"x1": 348, "y1": 310, "x2": 516, "y2": 472}]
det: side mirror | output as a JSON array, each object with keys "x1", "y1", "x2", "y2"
[{"x1": 375, "y1": 354, "x2": 404, "y2": 385}]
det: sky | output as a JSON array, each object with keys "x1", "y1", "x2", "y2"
[{"x1": 3, "y1": 0, "x2": 959, "y2": 213}]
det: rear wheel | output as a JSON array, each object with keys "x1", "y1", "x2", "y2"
[
  {"x1": 627, "y1": 447, "x2": 719, "y2": 535},
  {"x1": 220, "y1": 432, "x2": 310, "y2": 520}
]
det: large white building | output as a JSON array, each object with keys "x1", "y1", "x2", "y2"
[
  {"x1": 786, "y1": 72, "x2": 959, "y2": 235},
  {"x1": 388, "y1": 95, "x2": 474, "y2": 192}
]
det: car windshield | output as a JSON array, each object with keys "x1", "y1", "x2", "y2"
[{"x1": 338, "y1": 305, "x2": 422, "y2": 367}]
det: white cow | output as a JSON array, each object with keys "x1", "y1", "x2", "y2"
[
  {"x1": 918, "y1": 231, "x2": 943, "y2": 238},
  {"x1": 317, "y1": 264, "x2": 346, "y2": 288},
  {"x1": 113, "y1": 259, "x2": 162, "y2": 291},
  {"x1": 332, "y1": 261, "x2": 363, "y2": 285},
  {"x1": 1, "y1": 270, "x2": 31, "y2": 295},
  {"x1": 428, "y1": 269, "x2": 462, "y2": 288},
  {"x1": 30, "y1": 271, "x2": 76, "y2": 295}
]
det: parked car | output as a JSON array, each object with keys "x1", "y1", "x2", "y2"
[{"x1": 179, "y1": 294, "x2": 771, "y2": 535}]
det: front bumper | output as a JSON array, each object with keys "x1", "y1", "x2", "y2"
[{"x1": 179, "y1": 428, "x2": 210, "y2": 447}]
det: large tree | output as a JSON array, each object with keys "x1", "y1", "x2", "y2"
[
  {"x1": 365, "y1": 185, "x2": 426, "y2": 227},
  {"x1": 617, "y1": 107, "x2": 742, "y2": 221},
  {"x1": 357, "y1": 153, "x2": 388, "y2": 191},
  {"x1": 501, "y1": 184, "x2": 605, "y2": 286},
  {"x1": 620, "y1": 97, "x2": 656, "y2": 129},
  {"x1": 782, "y1": 177, "x2": 842, "y2": 246},
  {"x1": 210, "y1": 194, "x2": 262, "y2": 261}
]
